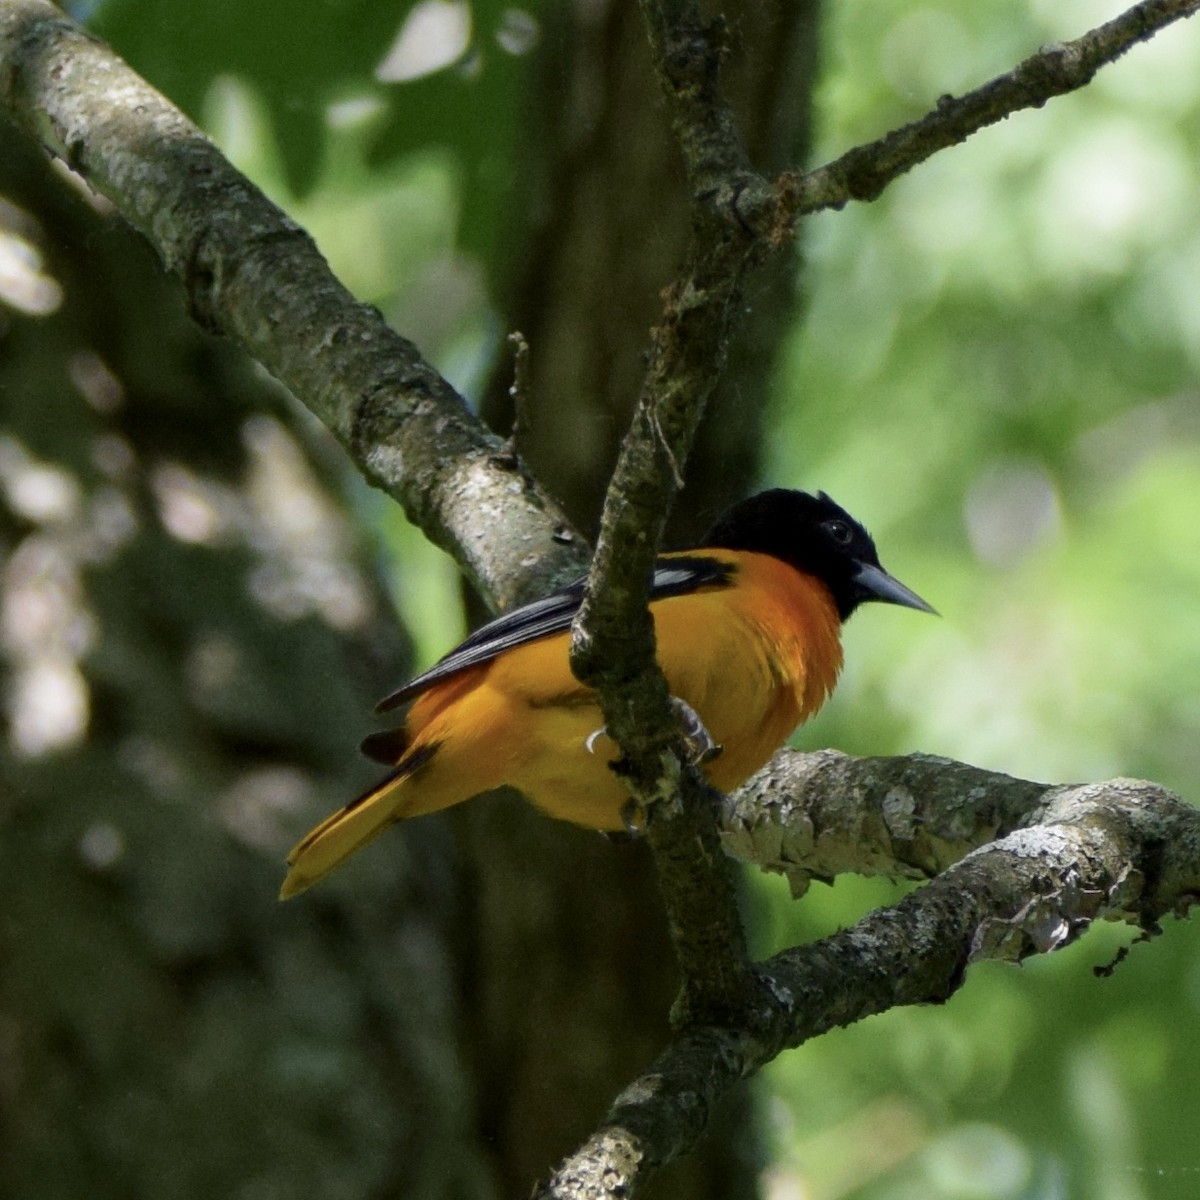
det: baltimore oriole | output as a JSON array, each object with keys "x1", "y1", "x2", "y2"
[{"x1": 280, "y1": 489, "x2": 933, "y2": 897}]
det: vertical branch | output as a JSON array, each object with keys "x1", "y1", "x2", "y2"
[{"x1": 569, "y1": 0, "x2": 785, "y2": 1022}]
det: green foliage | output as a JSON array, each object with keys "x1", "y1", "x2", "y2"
[
  {"x1": 89, "y1": 0, "x2": 403, "y2": 192},
  {"x1": 758, "y1": 3, "x2": 1200, "y2": 1197},
  {"x1": 87, "y1": 0, "x2": 547, "y2": 273}
]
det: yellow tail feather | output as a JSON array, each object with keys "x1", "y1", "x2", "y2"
[{"x1": 279, "y1": 746, "x2": 436, "y2": 899}]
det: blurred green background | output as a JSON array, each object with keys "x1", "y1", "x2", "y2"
[{"x1": 43, "y1": 0, "x2": 1200, "y2": 1195}]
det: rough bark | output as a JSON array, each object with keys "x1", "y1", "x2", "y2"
[{"x1": 538, "y1": 756, "x2": 1200, "y2": 1197}]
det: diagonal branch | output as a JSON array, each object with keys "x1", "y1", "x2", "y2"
[
  {"x1": 0, "y1": 0, "x2": 587, "y2": 611},
  {"x1": 538, "y1": 759, "x2": 1200, "y2": 1198},
  {"x1": 777, "y1": 0, "x2": 1200, "y2": 221}
]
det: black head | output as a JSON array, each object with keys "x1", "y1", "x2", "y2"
[{"x1": 701, "y1": 489, "x2": 936, "y2": 621}]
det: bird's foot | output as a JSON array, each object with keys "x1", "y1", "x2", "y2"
[
  {"x1": 585, "y1": 699, "x2": 720, "y2": 765},
  {"x1": 669, "y1": 696, "x2": 723, "y2": 766}
]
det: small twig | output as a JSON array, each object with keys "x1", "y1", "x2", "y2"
[
  {"x1": 497, "y1": 330, "x2": 531, "y2": 463},
  {"x1": 776, "y1": 0, "x2": 1200, "y2": 223}
]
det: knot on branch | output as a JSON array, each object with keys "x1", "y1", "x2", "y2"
[
  {"x1": 1029, "y1": 40, "x2": 1096, "y2": 95},
  {"x1": 966, "y1": 858, "x2": 1122, "y2": 963},
  {"x1": 693, "y1": 171, "x2": 778, "y2": 243},
  {"x1": 183, "y1": 225, "x2": 226, "y2": 335},
  {"x1": 659, "y1": 12, "x2": 730, "y2": 100}
]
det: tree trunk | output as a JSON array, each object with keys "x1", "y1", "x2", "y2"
[
  {"x1": 0, "y1": 3, "x2": 822, "y2": 1196},
  {"x1": 0, "y1": 127, "x2": 488, "y2": 1200}
]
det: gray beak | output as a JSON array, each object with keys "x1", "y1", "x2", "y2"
[{"x1": 853, "y1": 561, "x2": 938, "y2": 615}]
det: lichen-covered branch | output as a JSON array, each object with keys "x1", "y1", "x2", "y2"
[
  {"x1": 778, "y1": 0, "x2": 1200, "y2": 220},
  {"x1": 568, "y1": 0, "x2": 778, "y2": 1023},
  {"x1": 0, "y1": 0, "x2": 587, "y2": 611},
  {"x1": 538, "y1": 758, "x2": 1200, "y2": 1199},
  {"x1": 723, "y1": 749, "x2": 1049, "y2": 894}
]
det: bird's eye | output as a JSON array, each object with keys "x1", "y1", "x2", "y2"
[{"x1": 825, "y1": 519, "x2": 853, "y2": 545}]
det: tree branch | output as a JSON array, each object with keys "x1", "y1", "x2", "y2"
[
  {"x1": 776, "y1": 0, "x2": 1200, "y2": 222},
  {"x1": 566, "y1": 0, "x2": 1200, "y2": 1037},
  {"x1": 723, "y1": 749, "x2": 1049, "y2": 893},
  {"x1": 538, "y1": 757, "x2": 1200, "y2": 1198},
  {"x1": 568, "y1": 0, "x2": 781, "y2": 1024},
  {"x1": 0, "y1": 0, "x2": 587, "y2": 611}
]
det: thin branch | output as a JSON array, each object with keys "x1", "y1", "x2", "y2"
[
  {"x1": 636, "y1": 1, "x2": 754, "y2": 197},
  {"x1": 0, "y1": 0, "x2": 587, "y2": 611},
  {"x1": 568, "y1": 0, "x2": 774, "y2": 1023},
  {"x1": 496, "y1": 331, "x2": 531, "y2": 463},
  {"x1": 776, "y1": 0, "x2": 1200, "y2": 222},
  {"x1": 538, "y1": 761, "x2": 1200, "y2": 1198}
]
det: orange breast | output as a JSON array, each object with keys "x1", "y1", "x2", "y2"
[
  {"x1": 649, "y1": 550, "x2": 843, "y2": 791},
  {"x1": 399, "y1": 551, "x2": 844, "y2": 830}
]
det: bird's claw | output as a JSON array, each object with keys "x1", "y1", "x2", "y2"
[
  {"x1": 620, "y1": 799, "x2": 647, "y2": 836},
  {"x1": 586, "y1": 702, "x2": 720, "y2": 767},
  {"x1": 669, "y1": 696, "x2": 722, "y2": 765},
  {"x1": 589, "y1": 702, "x2": 715, "y2": 838}
]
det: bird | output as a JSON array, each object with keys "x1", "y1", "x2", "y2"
[{"x1": 279, "y1": 489, "x2": 934, "y2": 898}]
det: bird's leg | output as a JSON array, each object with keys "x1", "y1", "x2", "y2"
[{"x1": 591, "y1": 700, "x2": 721, "y2": 839}]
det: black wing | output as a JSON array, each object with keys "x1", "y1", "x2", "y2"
[{"x1": 374, "y1": 554, "x2": 734, "y2": 713}]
